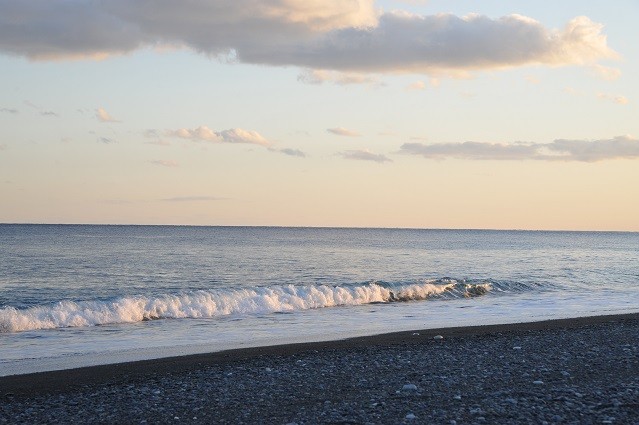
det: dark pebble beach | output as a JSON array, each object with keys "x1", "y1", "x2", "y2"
[{"x1": 1, "y1": 314, "x2": 638, "y2": 424}]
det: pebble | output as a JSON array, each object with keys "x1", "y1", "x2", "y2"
[
  {"x1": 2, "y1": 318, "x2": 638, "y2": 424},
  {"x1": 513, "y1": 346, "x2": 522, "y2": 350},
  {"x1": 406, "y1": 413, "x2": 416, "y2": 420},
  {"x1": 434, "y1": 335, "x2": 444, "y2": 340},
  {"x1": 533, "y1": 381, "x2": 544, "y2": 385}
]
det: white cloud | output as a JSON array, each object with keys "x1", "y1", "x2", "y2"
[
  {"x1": 0, "y1": 107, "x2": 19, "y2": 114},
  {"x1": 591, "y1": 64, "x2": 621, "y2": 81},
  {"x1": 341, "y1": 149, "x2": 392, "y2": 163},
  {"x1": 96, "y1": 108, "x2": 119, "y2": 123},
  {"x1": 98, "y1": 137, "x2": 116, "y2": 144},
  {"x1": 327, "y1": 127, "x2": 361, "y2": 137},
  {"x1": 167, "y1": 126, "x2": 270, "y2": 146},
  {"x1": 298, "y1": 69, "x2": 378, "y2": 85},
  {"x1": 400, "y1": 135, "x2": 639, "y2": 162},
  {"x1": 407, "y1": 80, "x2": 426, "y2": 90},
  {"x1": 563, "y1": 86, "x2": 583, "y2": 96},
  {"x1": 150, "y1": 160, "x2": 179, "y2": 167},
  {"x1": 0, "y1": 2, "x2": 617, "y2": 76},
  {"x1": 525, "y1": 75, "x2": 540, "y2": 84},
  {"x1": 597, "y1": 93, "x2": 629, "y2": 105}
]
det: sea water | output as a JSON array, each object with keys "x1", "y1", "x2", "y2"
[{"x1": 1, "y1": 225, "x2": 637, "y2": 375}]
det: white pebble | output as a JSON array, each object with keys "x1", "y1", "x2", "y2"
[
  {"x1": 533, "y1": 380, "x2": 544, "y2": 385},
  {"x1": 513, "y1": 346, "x2": 522, "y2": 350},
  {"x1": 406, "y1": 413, "x2": 416, "y2": 420},
  {"x1": 433, "y1": 335, "x2": 444, "y2": 340},
  {"x1": 453, "y1": 395, "x2": 462, "y2": 400}
]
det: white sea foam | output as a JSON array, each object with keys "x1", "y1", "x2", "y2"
[{"x1": 0, "y1": 281, "x2": 492, "y2": 333}]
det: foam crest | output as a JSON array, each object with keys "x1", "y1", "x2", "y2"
[{"x1": 0, "y1": 281, "x2": 490, "y2": 333}]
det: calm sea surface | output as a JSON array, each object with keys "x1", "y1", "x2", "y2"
[{"x1": 1, "y1": 225, "x2": 638, "y2": 375}]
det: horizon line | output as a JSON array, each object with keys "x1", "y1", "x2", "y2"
[{"x1": 0, "y1": 222, "x2": 637, "y2": 234}]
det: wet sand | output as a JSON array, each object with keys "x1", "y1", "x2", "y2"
[{"x1": 1, "y1": 313, "x2": 638, "y2": 424}]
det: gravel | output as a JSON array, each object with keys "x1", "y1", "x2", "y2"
[{"x1": 1, "y1": 316, "x2": 638, "y2": 424}]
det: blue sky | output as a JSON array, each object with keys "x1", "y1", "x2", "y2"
[{"x1": 1, "y1": 0, "x2": 638, "y2": 229}]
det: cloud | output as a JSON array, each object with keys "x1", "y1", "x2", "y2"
[
  {"x1": 524, "y1": 75, "x2": 540, "y2": 84},
  {"x1": 143, "y1": 129, "x2": 171, "y2": 146},
  {"x1": 400, "y1": 135, "x2": 639, "y2": 162},
  {"x1": 0, "y1": 2, "x2": 617, "y2": 75},
  {"x1": 150, "y1": 159, "x2": 179, "y2": 167},
  {"x1": 0, "y1": 143, "x2": 6, "y2": 150},
  {"x1": 98, "y1": 137, "x2": 116, "y2": 144},
  {"x1": 160, "y1": 196, "x2": 226, "y2": 202},
  {"x1": 597, "y1": 93, "x2": 629, "y2": 105},
  {"x1": 145, "y1": 139, "x2": 171, "y2": 146},
  {"x1": 591, "y1": 64, "x2": 621, "y2": 81},
  {"x1": 298, "y1": 69, "x2": 378, "y2": 85},
  {"x1": 407, "y1": 80, "x2": 426, "y2": 90},
  {"x1": 327, "y1": 127, "x2": 361, "y2": 137},
  {"x1": 168, "y1": 126, "x2": 270, "y2": 146},
  {"x1": 340, "y1": 149, "x2": 392, "y2": 163},
  {"x1": 0, "y1": 107, "x2": 18, "y2": 114},
  {"x1": 96, "y1": 107, "x2": 119, "y2": 122},
  {"x1": 563, "y1": 86, "x2": 582, "y2": 96},
  {"x1": 274, "y1": 148, "x2": 306, "y2": 157},
  {"x1": 23, "y1": 100, "x2": 57, "y2": 116},
  {"x1": 401, "y1": 141, "x2": 538, "y2": 160}
]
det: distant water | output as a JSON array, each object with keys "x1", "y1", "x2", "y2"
[{"x1": 1, "y1": 225, "x2": 638, "y2": 375}]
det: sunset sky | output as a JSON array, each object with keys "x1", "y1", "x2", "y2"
[{"x1": 1, "y1": 0, "x2": 638, "y2": 230}]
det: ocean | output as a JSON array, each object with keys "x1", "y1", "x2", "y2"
[{"x1": 1, "y1": 225, "x2": 637, "y2": 376}]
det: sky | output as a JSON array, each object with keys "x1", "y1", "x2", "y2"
[{"x1": 1, "y1": 0, "x2": 638, "y2": 230}]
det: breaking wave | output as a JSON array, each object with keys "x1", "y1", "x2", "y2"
[{"x1": 0, "y1": 280, "x2": 495, "y2": 333}]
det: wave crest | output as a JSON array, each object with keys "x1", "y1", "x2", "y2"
[{"x1": 0, "y1": 280, "x2": 492, "y2": 333}]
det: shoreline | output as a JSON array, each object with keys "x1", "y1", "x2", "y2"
[{"x1": 2, "y1": 312, "x2": 637, "y2": 396}]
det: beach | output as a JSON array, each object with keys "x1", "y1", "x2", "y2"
[{"x1": 2, "y1": 313, "x2": 637, "y2": 424}]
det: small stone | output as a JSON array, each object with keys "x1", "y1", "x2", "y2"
[
  {"x1": 412, "y1": 332, "x2": 420, "y2": 336},
  {"x1": 265, "y1": 367, "x2": 272, "y2": 372},
  {"x1": 453, "y1": 395, "x2": 462, "y2": 400},
  {"x1": 402, "y1": 384, "x2": 418, "y2": 391},
  {"x1": 513, "y1": 346, "x2": 522, "y2": 350},
  {"x1": 433, "y1": 335, "x2": 444, "y2": 340},
  {"x1": 450, "y1": 421, "x2": 457, "y2": 425},
  {"x1": 561, "y1": 371, "x2": 570, "y2": 377},
  {"x1": 533, "y1": 380, "x2": 544, "y2": 385},
  {"x1": 406, "y1": 413, "x2": 416, "y2": 420}
]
